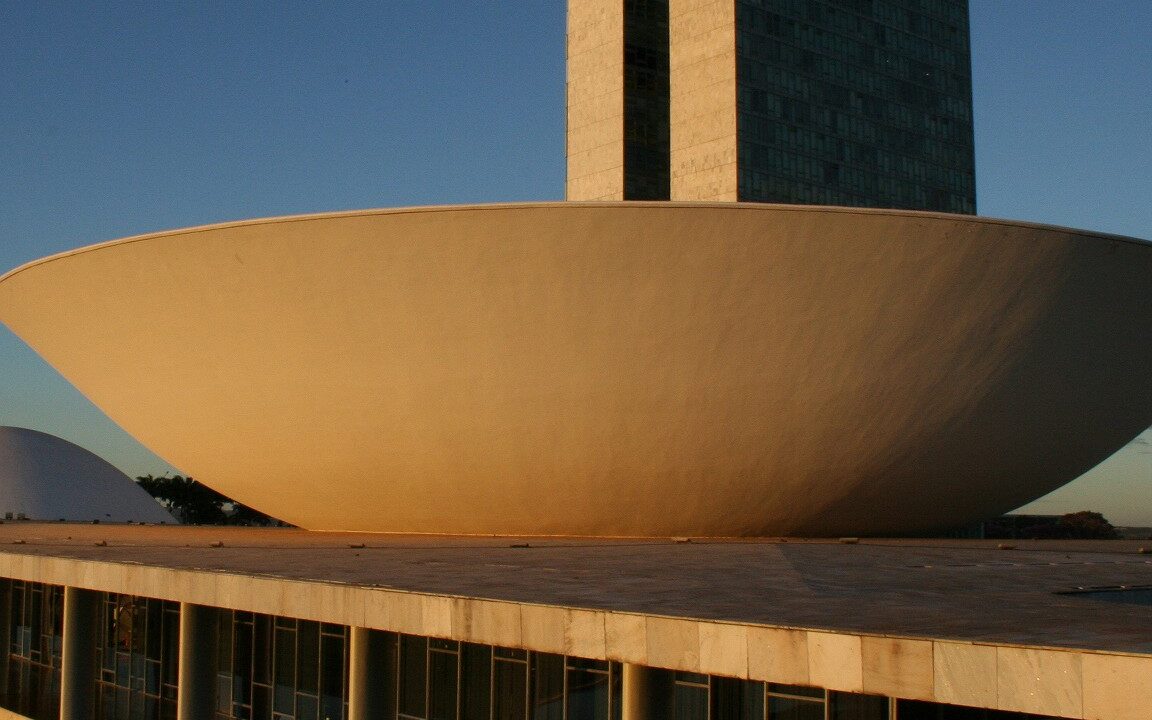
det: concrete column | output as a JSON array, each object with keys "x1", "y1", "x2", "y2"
[
  {"x1": 348, "y1": 627, "x2": 390, "y2": 720},
  {"x1": 622, "y1": 663, "x2": 651, "y2": 720},
  {"x1": 177, "y1": 603, "x2": 218, "y2": 720},
  {"x1": 0, "y1": 579, "x2": 10, "y2": 699},
  {"x1": 60, "y1": 586, "x2": 100, "y2": 720},
  {"x1": 625, "y1": 664, "x2": 673, "y2": 719}
]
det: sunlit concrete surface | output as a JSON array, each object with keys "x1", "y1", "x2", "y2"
[
  {"x1": 0, "y1": 426, "x2": 174, "y2": 524},
  {"x1": 0, "y1": 202, "x2": 1149, "y2": 535},
  {"x1": 2, "y1": 524, "x2": 1152, "y2": 719}
]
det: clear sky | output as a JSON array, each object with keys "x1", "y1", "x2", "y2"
[{"x1": 0, "y1": 1, "x2": 1149, "y2": 524}]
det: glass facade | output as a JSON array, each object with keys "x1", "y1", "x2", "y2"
[
  {"x1": 623, "y1": 0, "x2": 671, "y2": 200},
  {"x1": 0, "y1": 581, "x2": 1069, "y2": 720},
  {"x1": 391, "y1": 635, "x2": 620, "y2": 720},
  {"x1": 3, "y1": 580, "x2": 63, "y2": 720},
  {"x1": 733, "y1": 0, "x2": 975, "y2": 212},
  {"x1": 214, "y1": 611, "x2": 349, "y2": 720},
  {"x1": 611, "y1": 0, "x2": 976, "y2": 212},
  {"x1": 95, "y1": 593, "x2": 181, "y2": 720}
]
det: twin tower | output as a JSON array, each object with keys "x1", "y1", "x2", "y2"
[{"x1": 566, "y1": 0, "x2": 976, "y2": 213}]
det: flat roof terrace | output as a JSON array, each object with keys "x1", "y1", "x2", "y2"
[
  {"x1": 3, "y1": 524, "x2": 1151, "y2": 718},
  {"x1": 0, "y1": 523, "x2": 1149, "y2": 654}
]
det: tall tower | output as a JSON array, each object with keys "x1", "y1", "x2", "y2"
[{"x1": 566, "y1": 0, "x2": 976, "y2": 213}]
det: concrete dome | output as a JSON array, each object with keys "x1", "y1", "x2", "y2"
[
  {"x1": 0, "y1": 203, "x2": 1149, "y2": 536},
  {"x1": 0, "y1": 427, "x2": 174, "y2": 523}
]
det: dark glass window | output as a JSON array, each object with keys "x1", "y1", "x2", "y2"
[
  {"x1": 768, "y1": 682, "x2": 824, "y2": 720},
  {"x1": 400, "y1": 634, "x2": 428, "y2": 718},
  {"x1": 733, "y1": 0, "x2": 975, "y2": 213},
  {"x1": 429, "y1": 640, "x2": 460, "y2": 720},
  {"x1": 829, "y1": 691, "x2": 889, "y2": 720},
  {"x1": 899, "y1": 698, "x2": 1066, "y2": 719},
  {"x1": 532, "y1": 653, "x2": 565, "y2": 720},
  {"x1": 460, "y1": 643, "x2": 492, "y2": 720},
  {"x1": 623, "y1": 0, "x2": 671, "y2": 200},
  {"x1": 713, "y1": 676, "x2": 764, "y2": 720},
  {"x1": 674, "y1": 671, "x2": 710, "y2": 720},
  {"x1": 566, "y1": 658, "x2": 611, "y2": 720},
  {"x1": 94, "y1": 593, "x2": 180, "y2": 720},
  {"x1": 3, "y1": 581, "x2": 64, "y2": 720},
  {"x1": 492, "y1": 653, "x2": 527, "y2": 720},
  {"x1": 215, "y1": 611, "x2": 347, "y2": 720}
]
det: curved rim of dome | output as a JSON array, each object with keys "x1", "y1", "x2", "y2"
[{"x1": 2, "y1": 201, "x2": 1148, "y2": 285}]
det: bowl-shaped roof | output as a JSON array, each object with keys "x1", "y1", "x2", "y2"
[{"x1": 0, "y1": 202, "x2": 1149, "y2": 536}]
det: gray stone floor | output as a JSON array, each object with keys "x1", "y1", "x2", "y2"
[{"x1": 1, "y1": 523, "x2": 1150, "y2": 653}]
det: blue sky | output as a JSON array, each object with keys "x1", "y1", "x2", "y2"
[{"x1": 0, "y1": 2, "x2": 1149, "y2": 524}]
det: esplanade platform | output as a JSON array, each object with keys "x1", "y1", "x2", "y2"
[{"x1": 0, "y1": 524, "x2": 1149, "y2": 719}]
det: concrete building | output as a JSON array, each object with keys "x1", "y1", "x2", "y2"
[
  {"x1": 567, "y1": 0, "x2": 976, "y2": 211},
  {"x1": 0, "y1": 204, "x2": 1149, "y2": 537},
  {"x1": 1, "y1": 526, "x2": 1151, "y2": 720},
  {"x1": 0, "y1": 2, "x2": 1149, "y2": 719}
]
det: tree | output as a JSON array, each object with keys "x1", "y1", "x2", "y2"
[
  {"x1": 135, "y1": 475, "x2": 282, "y2": 526},
  {"x1": 1055, "y1": 510, "x2": 1119, "y2": 540}
]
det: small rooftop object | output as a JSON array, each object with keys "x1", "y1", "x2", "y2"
[{"x1": 0, "y1": 427, "x2": 174, "y2": 524}]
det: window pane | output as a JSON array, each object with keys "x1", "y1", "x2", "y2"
[
  {"x1": 713, "y1": 677, "x2": 763, "y2": 720},
  {"x1": 399, "y1": 635, "x2": 428, "y2": 718},
  {"x1": 768, "y1": 684, "x2": 823, "y2": 700},
  {"x1": 320, "y1": 632, "x2": 345, "y2": 716},
  {"x1": 297, "y1": 693, "x2": 319, "y2": 720},
  {"x1": 768, "y1": 696, "x2": 824, "y2": 720},
  {"x1": 273, "y1": 627, "x2": 296, "y2": 713},
  {"x1": 430, "y1": 649, "x2": 459, "y2": 720},
  {"x1": 533, "y1": 653, "x2": 564, "y2": 720},
  {"x1": 829, "y1": 691, "x2": 888, "y2": 720},
  {"x1": 297, "y1": 621, "x2": 320, "y2": 695},
  {"x1": 253, "y1": 615, "x2": 271, "y2": 685},
  {"x1": 566, "y1": 667, "x2": 609, "y2": 720},
  {"x1": 674, "y1": 682, "x2": 709, "y2": 720},
  {"x1": 493, "y1": 658, "x2": 527, "y2": 720},
  {"x1": 460, "y1": 643, "x2": 492, "y2": 720}
]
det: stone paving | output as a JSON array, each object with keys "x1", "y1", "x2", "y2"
[{"x1": 1, "y1": 523, "x2": 1150, "y2": 654}]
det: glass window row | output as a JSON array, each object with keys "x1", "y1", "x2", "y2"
[
  {"x1": 735, "y1": 0, "x2": 970, "y2": 64},
  {"x1": 4, "y1": 582, "x2": 1074, "y2": 720},
  {"x1": 737, "y1": 99, "x2": 974, "y2": 158},
  {"x1": 740, "y1": 61, "x2": 973, "y2": 125},
  {"x1": 737, "y1": 38, "x2": 971, "y2": 102}
]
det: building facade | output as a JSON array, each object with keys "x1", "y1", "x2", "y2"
[
  {"x1": 4, "y1": 527, "x2": 1150, "y2": 720},
  {"x1": 567, "y1": 0, "x2": 976, "y2": 212}
]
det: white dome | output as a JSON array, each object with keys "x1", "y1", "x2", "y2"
[{"x1": 0, "y1": 427, "x2": 174, "y2": 523}]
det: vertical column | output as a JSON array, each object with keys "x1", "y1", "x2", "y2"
[
  {"x1": 622, "y1": 663, "x2": 651, "y2": 720},
  {"x1": 630, "y1": 665, "x2": 673, "y2": 718},
  {"x1": 566, "y1": 0, "x2": 627, "y2": 200},
  {"x1": 0, "y1": 579, "x2": 10, "y2": 699},
  {"x1": 177, "y1": 603, "x2": 218, "y2": 720},
  {"x1": 348, "y1": 627, "x2": 390, "y2": 720},
  {"x1": 669, "y1": 0, "x2": 739, "y2": 201},
  {"x1": 60, "y1": 587, "x2": 100, "y2": 720}
]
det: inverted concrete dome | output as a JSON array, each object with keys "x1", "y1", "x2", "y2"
[
  {"x1": 0, "y1": 426, "x2": 174, "y2": 523},
  {"x1": 0, "y1": 203, "x2": 1149, "y2": 536}
]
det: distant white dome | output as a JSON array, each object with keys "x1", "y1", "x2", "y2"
[{"x1": 0, "y1": 427, "x2": 174, "y2": 523}]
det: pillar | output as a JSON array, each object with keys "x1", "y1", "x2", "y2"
[
  {"x1": 625, "y1": 664, "x2": 673, "y2": 719},
  {"x1": 622, "y1": 663, "x2": 651, "y2": 720},
  {"x1": 0, "y1": 579, "x2": 10, "y2": 699},
  {"x1": 60, "y1": 587, "x2": 100, "y2": 720},
  {"x1": 177, "y1": 603, "x2": 218, "y2": 720},
  {"x1": 348, "y1": 627, "x2": 390, "y2": 720}
]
